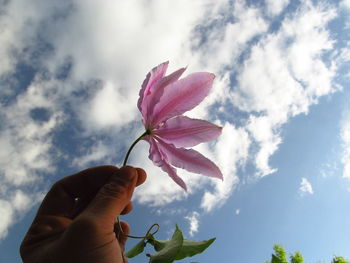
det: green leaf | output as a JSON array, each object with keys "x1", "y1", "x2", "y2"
[
  {"x1": 174, "y1": 238, "x2": 216, "y2": 260},
  {"x1": 290, "y1": 251, "x2": 304, "y2": 263},
  {"x1": 124, "y1": 239, "x2": 147, "y2": 258},
  {"x1": 332, "y1": 256, "x2": 350, "y2": 263},
  {"x1": 272, "y1": 254, "x2": 284, "y2": 263},
  {"x1": 148, "y1": 224, "x2": 184, "y2": 263},
  {"x1": 151, "y1": 238, "x2": 215, "y2": 260},
  {"x1": 273, "y1": 244, "x2": 288, "y2": 263}
]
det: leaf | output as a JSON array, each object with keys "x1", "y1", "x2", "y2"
[
  {"x1": 124, "y1": 239, "x2": 147, "y2": 258},
  {"x1": 174, "y1": 238, "x2": 216, "y2": 260},
  {"x1": 271, "y1": 254, "x2": 284, "y2": 263},
  {"x1": 290, "y1": 251, "x2": 304, "y2": 263},
  {"x1": 149, "y1": 229, "x2": 215, "y2": 260},
  {"x1": 148, "y1": 224, "x2": 184, "y2": 263},
  {"x1": 273, "y1": 244, "x2": 288, "y2": 263}
]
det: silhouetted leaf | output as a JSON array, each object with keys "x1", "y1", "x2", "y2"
[
  {"x1": 125, "y1": 239, "x2": 146, "y2": 258},
  {"x1": 148, "y1": 225, "x2": 183, "y2": 263}
]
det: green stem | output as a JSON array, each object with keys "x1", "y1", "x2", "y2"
[
  {"x1": 118, "y1": 129, "x2": 160, "y2": 241},
  {"x1": 123, "y1": 130, "x2": 149, "y2": 166}
]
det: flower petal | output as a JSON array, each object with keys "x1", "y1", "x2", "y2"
[
  {"x1": 156, "y1": 138, "x2": 223, "y2": 180},
  {"x1": 151, "y1": 72, "x2": 215, "y2": 127},
  {"x1": 155, "y1": 116, "x2": 222, "y2": 148},
  {"x1": 144, "y1": 67, "x2": 186, "y2": 127},
  {"x1": 138, "y1": 62, "x2": 169, "y2": 123},
  {"x1": 147, "y1": 137, "x2": 187, "y2": 191}
]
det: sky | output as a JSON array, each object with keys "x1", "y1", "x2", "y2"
[{"x1": 0, "y1": 0, "x2": 350, "y2": 262}]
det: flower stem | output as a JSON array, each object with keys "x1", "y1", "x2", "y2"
[
  {"x1": 118, "y1": 129, "x2": 160, "y2": 242},
  {"x1": 122, "y1": 130, "x2": 149, "y2": 166}
]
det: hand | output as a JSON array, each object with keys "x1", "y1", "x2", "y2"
[{"x1": 20, "y1": 165, "x2": 147, "y2": 263}]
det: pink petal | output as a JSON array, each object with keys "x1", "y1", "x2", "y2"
[
  {"x1": 155, "y1": 116, "x2": 222, "y2": 148},
  {"x1": 151, "y1": 72, "x2": 215, "y2": 127},
  {"x1": 156, "y1": 138, "x2": 223, "y2": 180},
  {"x1": 144, "y1": 67, "x2": 186, "y2": 127},
  {"x1": 147, "y1": 137, "x2": 187, "y2": 191},
  {"x1": 138, "y1": 62, "x2": 169, "y2": 124}
]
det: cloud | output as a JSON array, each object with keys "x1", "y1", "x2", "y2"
[
  {"x1": 0, "y1": 0, "x2": 345, "y2": 241},
  {"x1": 0, "y1": 200, "x2": 13, "y2": 239},
  {"x1": 341, "y1": 110, "x2": 350, "y2": 179},
  {"x1": 185, "y1": 211, "x2": 200, "y2": 237},
  {"x1": 319, "y1": 162, "x2": 339, "y2": 178},
  {"x1": 192, "y1": 0, "x2": 268, "y2": 73},
  {"x1": 299, "y1": 178, "x2": 314, "y2": 196},
  {"x1": 0, "y1": 79, "x2": 63, "y2": 186},
  {"x1": 341, "y1": 0, "x2": 350, "y2": 10},
  {"x1": 72, "y1": 141, "x2": 111, "y2": 168},
  {"x1": 265, "y1": 0, "x2": 289, "y2": 16},
  {"x1": 81, "y1": 82, "x2": 137, "y2": 130},
  {"x1": 231, "y1": 1, "x2": 337, "y2": 177},
  {"x1": 201, "y1": 123, "x2": 250, "y2": 212},
  {"x1": 0, "y1": 75, "x2": 64, "y2": 239},
  {"x1": 235, "y1": 209, "x2": 240, "y2": 215},
  {"x1": 0, "y1": 190, "x2": 35, "y2": 239}
]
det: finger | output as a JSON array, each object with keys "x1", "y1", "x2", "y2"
[
  {"x1": 79, "y1": 166, "x2": 139, "y2": 225},
  {"x1": 121, "y1": 202, "x2": 133, "y2": 215},
  {"x1": 136, "y1": 168, "x2": 147, "y2": 186},
  {"x1": 114, "y1": 221, "x2": 130, "y2": 251},
  {"x1": 120, "y1": 168, "x2": 145, "y2": 215},
  {"x1": 71, "y1": 168, "x2": 145, "y2": 217},
  {"x1": 37, "y1": 166, "x2": 119, "y2": 217}
]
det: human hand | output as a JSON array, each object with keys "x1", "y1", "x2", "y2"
[{"x1": 20, "y1": 165, "x2": 147, "y2": 263}]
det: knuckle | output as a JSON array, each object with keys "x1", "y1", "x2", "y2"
[{"x1": 99, "y1": 181, "x2": 127, "y2": 198}]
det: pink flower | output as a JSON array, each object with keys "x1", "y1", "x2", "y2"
[{"x1": 138, "y1": 61, "x2": 223, "y2": 191}]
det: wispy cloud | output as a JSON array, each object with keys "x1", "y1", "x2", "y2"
[
  {"x1": 341, "y1": 110, "x2": 350, "y2": 179},
  {"x1": 201, "y1": 124, "x2": 249, "y2": 212},
  {"x1": 232, "y1": 1, "x2": 337, "y2": 178},
  {"x1": 185, "y1": 211, "x2": 200, "y2": 237},
  {"x1": 0, "y1": 0, "x2": 347, "y2": 239},
  {"x1": 0, "y1": 190, "x2": 36, "y2": 239},
  {"x1": 265, "y1": 0, "x2": 289, "y2": 16},
  {"x1": 299, "y1": 178, "x2": 314, "y2": 196},
  {"x1": 341, "y1": 0, "x2": 350, "y2": 10}
]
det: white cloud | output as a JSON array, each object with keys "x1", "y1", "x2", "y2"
[
  {"x1": 235, "y1": 209, "x2": 240, "y2": 215},
  {"x1": 319, "y1": 162, "x2": 338, "y2": 178},
  {"x1": 0, "y1": 0, "x2": 344, "y2": 241},
  {"x1": 0, "y1": 200, "x2": 13, "y2": 239},
  {"x1": 0, "y1": 191, "x2": 35, "y2": 239},
  {"x1": 232, "y1": 2, "x2": 337, "y2": 177},
  {"x1": 72, "y1": 141, "x2": 111, "y2": 168},
  {"x1": 265, "y1": 0, "x2": 289, "y2": 16},
  {"x1": 193, "y1": 0, "x2": 268, "y2": 73},
  {"x1": 185, "y1": 211, "x2": 200, "y2": 237},
  {"x1": 201, "y1": 123, "x2": 250, "y2": 212},
  {"x1": 341, "y1": 111, "x2": 350, "y2": 179},
  {"x1": 12, "y1": 190, "x2": 32, "y2": 212},
  {"x1": 0, "y1": 80, "x2": 63, "y2": 186},
  {"x1": 246, "y1": 116, "x2": 281, "y2": 176},
  {"x1": 341, "y1": 0, "x2": 350, "y2": 10},
  {"x1": 82, "y1": 82, "x2": 136, "y2": 129},
  {"x1": 299, "y1": 178, "x2": 314, "y2": 195}
]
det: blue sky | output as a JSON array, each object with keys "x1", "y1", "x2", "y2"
[{"x1": 1, "y1": 0, "x2": 350, "y2": 262}]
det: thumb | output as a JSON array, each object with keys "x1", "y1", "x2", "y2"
[{"x1": 81, "y1": 166, "x2": 138, "y2": 225}]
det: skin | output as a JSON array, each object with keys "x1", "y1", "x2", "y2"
[{"x1": 20, "y1": 165, "x2": 147, "y2": 263}]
